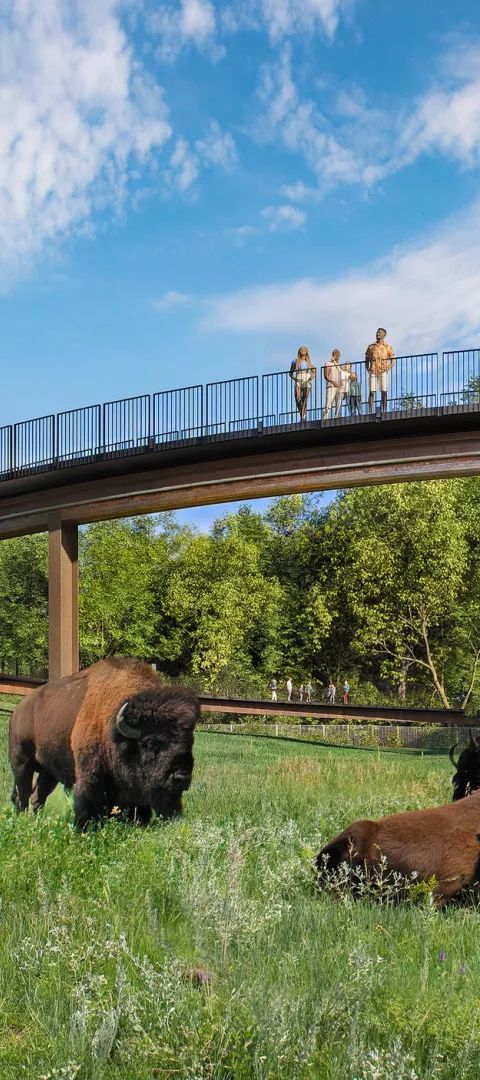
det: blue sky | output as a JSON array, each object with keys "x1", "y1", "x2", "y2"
[{"x1": 1, "y1": 0, "x2": 480, "y2": 529}]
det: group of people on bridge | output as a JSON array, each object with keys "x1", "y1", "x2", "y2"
[
  {"x1": 269, "y1": 678, "x2": 351, "y2": 706},
  {"x1": 290, "y1": 327, "x2": 395, "y2": 421}
]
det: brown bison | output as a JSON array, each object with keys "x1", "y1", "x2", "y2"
[
  {"x1": 316, "y1": 789, "x2": 480, "y2": 904},
  {"x1": 9, "y1": 657, "x2": 199, "y2": 828},
  {"x1": 450, "y1": 734, "x2": 480, "y2": 800}
]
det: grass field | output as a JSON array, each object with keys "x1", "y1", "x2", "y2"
[{"x1": 0, "y1": 729, "x2": 478, "y2": 1079}]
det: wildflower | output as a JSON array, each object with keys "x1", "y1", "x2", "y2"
[
  {"x1": 459, "y1": 965, "x2": 466, "y2": 976},
  {"x1": 439, "y1": 951, "x2": 446, "y2": 962}
]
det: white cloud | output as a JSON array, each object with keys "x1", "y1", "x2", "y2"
[
  {"x1": 225, "y1": 224, "x2": 259, "y2": 244},
  {"x1": 203, "y1": 199, "x2": 480, "y2": 354},
  {"x1": 255, "y1": 39, "x2": 480, "y2": 194},
  {"x1": 150, "y1": 0, "x2": 224, "y2": 61},
  {"x1": 0, "y1": 0, "x2": 171, "y2": 276},
  {"x1": 151, "y1": 290, "x2": 193, "y2": 310},
  {"x1": 220, "y1": 0, "x2": 353, "y2": 41},
  {"x1": 166, "y1": 122, "x2": 239, "y2": 191},
  {"x1": 167, "y1": 138, "x2": 200, "y2": 190},
  {"x1": 195, "y1": 120, "x2": 238, "y2": 171},
  {"x1": 279, "y1": 180, "x2": 316, "y2": 201},
  {"x1": 399, "y1": 44, "x2": 480, "y2": 169},
  {"x1": 256, "y1": 47, "x2": 362, "y2": 190},
  {"x1": 260, "y1": 0, "x2": 349, "y2": 41},
  {"x1": 261, "y1": 204, "x2": 306, "y2": 230}
]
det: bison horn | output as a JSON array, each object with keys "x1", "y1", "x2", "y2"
[
  {"x1": 449, "y1": 743, "x2": 460, "y2": 767},
  {"x1": 115, "y1": 701, "x2": 141, "y2": 740},
  {"x1": 470, "y1": 731, "x2": 479, "y2": 750}
]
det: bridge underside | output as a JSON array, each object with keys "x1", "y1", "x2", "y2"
[{"x1": 1, "y1": 408, "x2": 479, "y2": 681}]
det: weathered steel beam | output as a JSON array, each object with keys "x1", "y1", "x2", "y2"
[
  {"x1": 48, "y1": 514, "x2": 79, "y2": 681},
  {"x1": 0, "y1": 424, "x2": 479, "y2": 539},
  {"x1": 199, "y1": 696, "x2": 464, "y2": 726}
]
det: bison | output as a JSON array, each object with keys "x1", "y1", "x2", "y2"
[
  {"x1": 9, "y1": 656, "x2": 199, "y2": 828},
  {"x1": 316, "y1": 789, "x2": 480, "y2": 905},
  {"x1": 450, "y1": 734, "x2": 480, "y2": 800}
]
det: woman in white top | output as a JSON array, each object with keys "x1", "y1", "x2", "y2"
[{"x1": 290, "y1": 346, "x2": 316, "y2": 420}]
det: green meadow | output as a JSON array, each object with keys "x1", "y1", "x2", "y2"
[{"x1": 0, "y1": 730, "x2": 478, "y2": 1079}]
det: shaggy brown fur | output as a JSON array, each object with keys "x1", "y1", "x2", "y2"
[
  {"x1": 316, "y1": 792, "x2": 480, "y2": 904},
  {"x1": 450, "y1": 735, "x2": 480, "y2": 800},
  {"x1": 9, "y1": 657, "x2": 199, "y2": 828}
]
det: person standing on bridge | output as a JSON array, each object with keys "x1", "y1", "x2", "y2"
[
  {"x1": 343, "y1": 680, "x2": 350, "y2": 705},
  {"x1": 365, "y1": 328, "x2": 395, "y2": 414},
  {"x1": 323, "y1": 350, "x2": 343, "y2": 419},
  {"x1": 306, "y1": 679, "x2": 313, "y2": 703},
  {"x1": 270, "y1": 678, "x2": 278, "y2": 702},
  {"x1": 286, "y1": 677, "x2": 293, "y2": 702},
  {"x1": 290, "y1": 346, "x2": 316, "y2": 421}
]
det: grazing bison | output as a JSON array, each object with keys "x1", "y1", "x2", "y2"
[
  {"x1": 9, "y1": 657, "x2": 199, "y2": 828},
  {"x1": 316, "y1": 789, "x2": 480, "y2": 904},
  {"x1": 450, "y1": 734, "x2": 480, "y2": 800}
]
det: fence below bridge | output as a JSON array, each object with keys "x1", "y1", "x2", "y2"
[{"x1": 200, "y1": 720, "x2": 475, "y2": 753}]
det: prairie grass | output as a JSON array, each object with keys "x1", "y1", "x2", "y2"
[{"x1": 0, "y1": 729, "x2": 478, "y2": 1078}]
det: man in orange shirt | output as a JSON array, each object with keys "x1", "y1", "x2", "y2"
[{"x1": 365, "y1": 328, "x2": 395, "y2": 413}]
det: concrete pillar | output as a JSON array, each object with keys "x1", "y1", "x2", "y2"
[{"x1": 48, "y1": 513, "x2": 79, "y2": 681}]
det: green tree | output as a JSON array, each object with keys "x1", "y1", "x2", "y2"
[
  {"x1": 0, "y1": 534, "x2": 48, "y2": 674},
  {"x1": 325, "y1": 482, "x2": 472, "y2": 707},
  {"x1": 163, "y1": 530, "x2": 283, "y2": 691},
  {"x1": 79, "y1": 517, "x2": 160, "y2": 663}
]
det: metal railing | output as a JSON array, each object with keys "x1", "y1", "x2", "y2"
[{"x1": 0, "y1": 347, "x2": 479, "y2": 479}]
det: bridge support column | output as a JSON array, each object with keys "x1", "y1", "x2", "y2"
[{"x1": 48, "y1": 514, "x2": 78, "y2": 681}]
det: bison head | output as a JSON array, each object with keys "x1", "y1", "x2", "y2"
[
  {"x1": 111, "y1": 686, "x2": 198, "y2": 817},
  {"x1": 450, "y1": 733, "x2": 480, "y2": 801}
]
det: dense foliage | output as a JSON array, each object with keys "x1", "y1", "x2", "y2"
[{"x1": 2, "y1": 479, "x2": 480, "y2": 709}]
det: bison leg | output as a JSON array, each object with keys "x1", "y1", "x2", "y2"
[
  {"x1": 30, "y1": 768, "x2": 58, "y2": 813},
  {"x1": 11, "y1": 759, "x2": 35, "y2": 812},
  {"x1": 73, "y1": 781, "x2": 107, "y2": 829},
  {"x1": 124, "y1": 806, "x2": 152, "y2": 826}
]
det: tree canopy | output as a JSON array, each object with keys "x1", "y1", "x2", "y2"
[{"x1": 2, "y1": 481, "x2": 480, "y2": 710}]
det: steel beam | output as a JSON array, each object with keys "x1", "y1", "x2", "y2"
[
  {"x1": 48, "y1": 514, "x2": 79, "y2": 681},
  {"x1": 199, "y1": 696, "x2": 464, "y2": 726},
  {"x1": 0, "y1": 424, "x2": 480, "y2": 539}
]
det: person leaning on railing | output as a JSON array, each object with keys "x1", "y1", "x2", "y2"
[{"x1": 289, "y1": 346, "x2": 316, "y2": 420}]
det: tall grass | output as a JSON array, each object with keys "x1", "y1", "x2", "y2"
[{"x1": 0, "y1": 730, "x2": 478, "y2": 1078}]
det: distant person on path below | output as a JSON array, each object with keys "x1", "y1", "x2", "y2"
[
  {"x1": 365, "y1": 327, "x2": 395, "y2": 413},
  {"x1": 323, "y1": 350, "x2": 343, "y2": 419},
  {"x1": 299, "y1": 683, "x2": 304, "y2": 702},
  {"x1": 270, "y1": 678, "x2": 277, "y2": 702},
  {"x1": 286, "y1": 677, "x2": 293, "y2": 702},
  {"x1": 343, "y1": 681, "x2": 350, "y2": 705},
  {"x1": 306, "y1": 680, "x2": 313, "y2": 703},
  {"x1": 348, "y1": 371, "x2": 362, "y2": 416},
  {"x1": 290, "y1": 346, "x2": 316, "y2": 421},
  {"x1": 327, "y1": 681, "x2": 336, "y2": 705}
]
